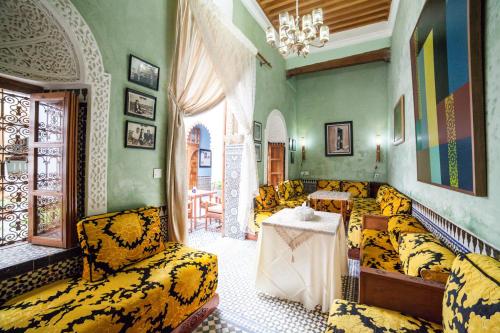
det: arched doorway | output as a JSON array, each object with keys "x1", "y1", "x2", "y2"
[
  {"x1": 0, "y1": 0, "x2": 111, "y2": 215},
  {"x1": 264, "y1": 110, "x2": 288, "y2": 185}
]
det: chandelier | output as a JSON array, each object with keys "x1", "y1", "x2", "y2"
[{"x1": 265, "y1": 0, "x2": 330, "y2": 57}]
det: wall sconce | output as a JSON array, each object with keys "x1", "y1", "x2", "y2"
[
  {"x1": 300, "y1": 137, "x2": 306, "y2": 162},
  {"x1": 375, "y1": 135, "x2": 382, "y2": 163}
]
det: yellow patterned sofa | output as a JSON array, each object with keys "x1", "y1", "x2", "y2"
[
  {"x1": 310, "y1": 180, "x2": 369, "y2": 213},
  {"x1": 325, "y1": 253, "x2": 500, "y2": 333},
  {"x1": 348, "y1": 184, "x2": 412, "y2": 253},
  {"x1": 252, "y1": 181, "x2": 308, "y2": 234},
  {"x1": 0, "y1": 207, "x2": 219, "y2": 333}
]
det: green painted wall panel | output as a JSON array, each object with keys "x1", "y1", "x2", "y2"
[
  {"x1": 387, "y1": 0, "x2": 500, "y2": 248},
  {"x1": 295, "y1": 62, "x2": 389, "y2": 182},
  {"x1": 70, "y1": 0, "x2": 177, "y2": 212}
]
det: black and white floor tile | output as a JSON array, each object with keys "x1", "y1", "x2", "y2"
[{"x1": 188, "y1": 228, "x2": 359, "y2": 333}]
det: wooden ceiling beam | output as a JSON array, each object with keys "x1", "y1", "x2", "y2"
[
  {"x1": 269, "y1": 1, "x2": 391, "y2": 27},
  {"x1": 286, "y1": 48, "x2": 391, "y2": 78},
  {"x1": 331, "y1": 13, "x2": 388, "y2": 30}
]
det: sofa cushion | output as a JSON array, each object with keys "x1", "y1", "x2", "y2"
[
  {"x1": 0, "y1": 243, "x2": 218, "y2": 332},
  {"x1": 256, "y1": 185, "x2": 279, "y2": 209},
  {"x1": 310, "y1": 198, "x2": 342, "y2": 213},
  {"x1": 316, "y1": 179, "x2": 341, "y2": 191},
  {"x1": 387, "y1": 214, "x2": 428, "y2": 251},
  {"x1": 325, "y1": 299, "x2": 442, "y2": 333},
  {"x1": 376, "y1": 184, "x2": 393, "y2": 205},
  {"x1": 290, "y1": 179, "x2": 305, "y2": 195},
  {"x1": 347, "y1": 199, "x2": 380, "y2": 249},
  {"x1": 277, "y1": 180, "x2": 295, "y2": 201},
  {"x1": 361, "y1": 229, "x2": 403, "y2": 273},
  {"x1": 341, "y1": 181, "x2": 369, "y2": 198},
  {"x1": 380, "y1": 190, "x2": 412, "y2": 216},
  {"x1": 443, "y1": 253, "x2": 500, "y2": 333},
  {"x1": 77, "y1": 206, "x2": 164, "y2": 282},
  {"x1": 278, "y1": 197, "x2": 307, "y2": 208},
  {"x1": 399, "y1": 233, "x2": 456, "y2": 278}
]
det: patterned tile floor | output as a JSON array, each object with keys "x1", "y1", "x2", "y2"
[{"x1": 188, "y1": 228, "x2": 359, "y2": 333}]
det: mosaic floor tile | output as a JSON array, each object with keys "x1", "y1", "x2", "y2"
[{"x1": 189, "y1": 229, "x2": 359, "y2": 333}]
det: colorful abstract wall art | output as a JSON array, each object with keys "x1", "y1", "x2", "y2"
[{"x1": 410, "y1": 0, "x2": 485, "y2": 196}]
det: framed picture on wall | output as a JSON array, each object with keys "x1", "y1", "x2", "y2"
[
  {"x1": 325, "y1": 121, "x2": 353, "y2": 156},
  {"x1": 255, "y1": 142, "x2": 262, "y2": 162},
  {"x1": 409, "y1": 0, "x2": 485, "y2": 196},
  {"x1": 393, "y1": 95, "x2": 405, "y2": 145},
  {"x1": 125, "y1": 88, "x2": 156, "y2": 120},
  {"x1": 199, "y1": 149, "x2": 212, "y2": 168},
  {"x1": 253, "y1": 121, "x2": 262, "y2": 142},
  {"x1": 128, "y1": 54, "x2": 160, "y2": 91},
  {"x1": 125, "y1": 120, "x2": 156, "y2": 150}
]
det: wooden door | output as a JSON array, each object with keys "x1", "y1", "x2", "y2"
[
  {"x1": 28, "y1": 92, "x2": 77, "y2": 248},
  {"x1": 267, "y1": 142, "x2": 285, "y2": 186},
  {"x1": 189, "y1": 150, "x2": 198, "y2": 189}
]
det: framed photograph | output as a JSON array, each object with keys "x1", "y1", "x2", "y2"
[
  {"x1": 125, "y1": 88, "x2": 156, "y2": 120},
  {"x1": 199, "y1": 149, "x2": 212, "y2": 168},
  {"x1": 410, "y1": 0, "x2": 485, "y2": 195},
  {"x1": 125, "y1": 120, "x2": 156, "y2": 150},
  {"x1": 255, "y1": 142, "x2": 262, "y2": 162},
  {"x1": 253, "y1": 121, "x2": 262, "y2": 142},
  {"x1": 289, "y1": 138, "x2": 296, "y2": 151},
  {"x1": 128, "y1": 54, "x2": 160, "y2": 91},
  {"x1": 393, "y1": 95, "x2": 405, "y2": 145},
  {"x1": 325, "y1": 121, "x2": 353, "y2": 156}
]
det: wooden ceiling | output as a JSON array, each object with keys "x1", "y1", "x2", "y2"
[{"x1": 257, "y1": 0, "x2": 392, "y2": 33}]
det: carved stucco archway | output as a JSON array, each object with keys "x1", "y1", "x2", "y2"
[
  {"x1": 263, "y1": 109, "x2": 288, "y2": 182},
  {"x1": 0, "y1": 0, "x2": 111, "y2": 214}
]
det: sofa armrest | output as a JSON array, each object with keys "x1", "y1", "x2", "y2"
[
  {"x1": 359, "y1": 267, "x2": 445, "y2": 324},
  {"x1": 362, "y1": 215, "x2": 388, "y2": 231}
]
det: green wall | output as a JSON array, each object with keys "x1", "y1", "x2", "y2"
[
  {"x1": 295, "y1": 62, "x2": 389, "y2": 182},
  {"x1": 387, "y1": 0, "x2": 500, "y2": 248},
  {"x1": 233, "y1": 0, "x2": 300, "y2": 184},
  {"x1": 71, "y1": 0, "x2": 177, "y2": 211}
]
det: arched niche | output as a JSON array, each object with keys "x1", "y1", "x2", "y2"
[
  {"x1": 0, "y1": 0, "x2": 111, "y2": 215},
  {"x1": 263, "y1": 109, "x2": 288, "y2": 183}
]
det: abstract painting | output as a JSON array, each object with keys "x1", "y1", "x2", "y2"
[{"x1": 410, "y1": 0, "x2": 485, "y2": 195}]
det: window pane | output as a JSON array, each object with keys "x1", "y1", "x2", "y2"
[
  {"x1": 35, "y1": 147, "x2": 62, "y2": 191},
  {"x1": 35, "y1": 195, "x2": 62, "y2": 239},
  {"x1": 37, "y1": 100, "x2": 63, "y2": 143}
]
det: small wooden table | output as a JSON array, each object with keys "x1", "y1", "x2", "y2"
[
  {"x1": 308, "y1": 190, "x2": 352, "y2": 221},
  {"x1": 188, "y1": 190, "x2": 217, "y2": 231}
]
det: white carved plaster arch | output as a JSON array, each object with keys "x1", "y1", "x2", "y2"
[
  {"x1": 0, "y1": 0, "x2": 110, "y2": 215},
  {"x1": 263, "y1": 109, "x2": 288, "y2": 183}
]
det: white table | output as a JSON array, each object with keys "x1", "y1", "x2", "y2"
[
  {"x1": 308, "y1": 190, "x2": 352, "y2": 221},
  {"x1": 255, "y1": 208, "x2": 347, "y2": 312}
]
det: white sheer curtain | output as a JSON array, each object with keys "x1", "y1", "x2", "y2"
[
  {"x1": 189, "y1": 0, "x2": 258, "y2": 232},
  {"x1": 167, "y1": 0, "x2": 258, "y2": 240}
]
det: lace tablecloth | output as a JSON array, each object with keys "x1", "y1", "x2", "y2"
[
  {"x1": 255, "y1": 208, "x2": 347, "y2": 312},
  {"x1": 308, "y1": 190, "x2": 352, "y2": 201}
]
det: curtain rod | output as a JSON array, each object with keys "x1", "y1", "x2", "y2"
[{"x1": 256, "y1": 52, "x2": 272, "y2": 68}]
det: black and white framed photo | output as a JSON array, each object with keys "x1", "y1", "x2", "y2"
[
  {"x1": 253, "y1": 121, "x2": 262, "y2": 142},
  {"x1": 199, "y1": 149, "x2": 212, "y2": 168},
  {"x1": 125, "y1": 88, "x2": 156, "y2": 120},
  {"x1": 255, "y1": 142, "x2": 262, "y2": 162},
  {"x1": 128, "y1": 54, "x2": 160, "y2": 91},
  {"x1": 289, "y1": 138, "x2": 297, "y2": 151},
  {"x1": 125, "y1": 120, "x2": 156, "y2": 150},
  {"x1": 325, "y1": 121, "x2": 353, "y2": 156}
]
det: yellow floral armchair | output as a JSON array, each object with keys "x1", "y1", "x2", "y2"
[{"x1": 325, "y1": 253, "x2": 500, "y2": 333}]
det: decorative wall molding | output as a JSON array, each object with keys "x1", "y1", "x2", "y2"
[
  {"x1": 224, "y1": 144, "x2": 245, "y2": 239},
  {"x1": 0, "y1": 0, "x2": 110, "y2": 215},
  {"x1": 412, "y1": 201, "x2": 499, "y2": 260}
]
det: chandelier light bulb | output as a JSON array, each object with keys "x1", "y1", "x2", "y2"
[
  {"x1": 302, "y1": 14, "x2": 312, "y2": 32},
  {"x1": 312, "y1": 8, "x2": 323, "y2": 26},
  {"x1": 320, "y1": 25, "x2": 330, "y2": 43},
  {"x1": 266, "y1": 26, "x2": 276, "y2": 46},
  {"x1": 279, "y1": 11, "x2": 290, "y2": 28}
]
